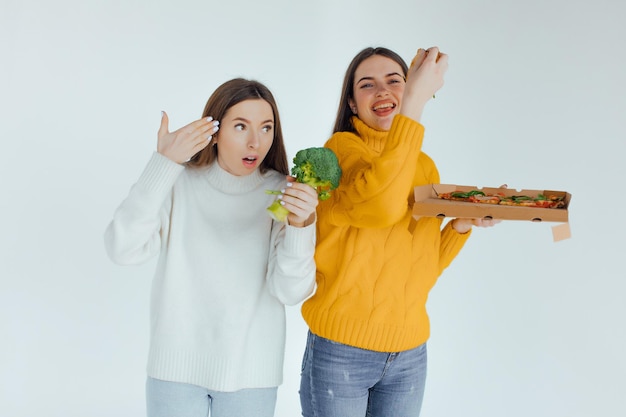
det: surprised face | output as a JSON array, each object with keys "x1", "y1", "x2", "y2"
[{"x1": 215, "y1": 99, "x2": 275, "y2": 176}]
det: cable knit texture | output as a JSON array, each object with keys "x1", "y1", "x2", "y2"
[
  {"x1": 301, "y1": 115, "x2": 471, "y2": 352},
  {"x1": 104, "y1": 152, "x2": 316, "y2": 391}
]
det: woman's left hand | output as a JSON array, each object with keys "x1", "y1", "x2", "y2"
[
  {"x1": 451, "y1": 183, "x2": 507, "y2": 233},
  {"x1": 451, "y1": 217, "x2": 501, "y2": 234},
  {"x1": 281, "y1": 177, "x2": 319, "y2": 227}
]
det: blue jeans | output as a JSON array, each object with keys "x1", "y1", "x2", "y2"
[
  {"x1": 146, "y1": 377, "x2": 277, "y2": 417},
  {"x1": 299, "y1": 331, "x2": 427, "y2": 417}
]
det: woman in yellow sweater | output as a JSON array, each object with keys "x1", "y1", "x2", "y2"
[{"x1": 299, "y1": 46, "x2": 499, "y2": 417}]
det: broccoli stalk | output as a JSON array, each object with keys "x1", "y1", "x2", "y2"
[{"x1": 266, "y1": 147, "x2": 342, "y2": 222}]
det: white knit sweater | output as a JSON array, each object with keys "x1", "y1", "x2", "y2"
[{"x1": 104, "y1": 152, "x2": 316, "y2": 392}]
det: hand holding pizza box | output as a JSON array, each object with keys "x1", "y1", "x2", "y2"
[{"x1": 412, "y1": 184, "x2": 572, "y2": 241}]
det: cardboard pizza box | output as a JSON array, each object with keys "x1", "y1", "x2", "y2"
[{"x1": 412, "y1": 184, "x2": 572, "y2": 241}]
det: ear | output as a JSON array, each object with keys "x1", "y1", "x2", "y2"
[
  {"x1": 211, "y1": 133, "x2": 218, "y2": 146},
  {"x1": 348, "y1": 98, "x2": 357, "y2": 114}
]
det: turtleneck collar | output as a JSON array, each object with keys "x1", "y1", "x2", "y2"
[
  {"x1": 351, "y1": 116, "x2": 388, "y2": 153},
  {"x1": 204, "y1": 161, "x2": 266, "y2": 194}
]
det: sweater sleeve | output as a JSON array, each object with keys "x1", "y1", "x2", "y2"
[
  {"x1": 103, "y1": 152, "x2": 184, "y2": 265},
  {"x1": 421, "y1": 151, "x2": 472, "y2": 275},
  {"x1": 438, "y1": 221, "x2": 472, "y2": 274},
  {"x1": 324, "y1": 115, "x2": 425, "y2": 228},
  {"x1": 265, "y1": 219, "x2": 317, "y2": 306}
]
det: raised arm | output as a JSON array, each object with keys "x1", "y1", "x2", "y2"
[
  {"x1": 324, "y1": 116, "x2": 425, "y2": 228},
  {"x1": 401, "y1": 47, "x2": 449, "y2": 123},
  {"x1": 104, "y1": 112, "x2": 217, "y2": 264},
  {"x1": 103, "y1": 152, "x2": 181, "y2": 265}
]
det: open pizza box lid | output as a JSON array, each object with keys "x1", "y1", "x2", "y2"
[{"x1": 412, "y1": 184, "x2": 572, "y2": 242}]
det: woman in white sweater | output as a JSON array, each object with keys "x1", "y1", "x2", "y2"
[{"x1": 104, "y1": 78, "x2": 318, "y2": 417}]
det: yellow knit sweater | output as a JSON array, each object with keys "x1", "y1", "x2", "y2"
[{"x1": 302, "y1": 114, "x2": 471, "y2": 352}]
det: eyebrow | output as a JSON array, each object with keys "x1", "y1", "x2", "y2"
[
  {"x1": 231, "y1": 116, "x2": 274, "y2": 124},
  {"x1": 356, "y1": 72, "x2": 404, "y2": 84}
]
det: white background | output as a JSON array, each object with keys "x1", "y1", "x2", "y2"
[{"x1": 2, "y1": 0, "x2": 625, "y2": 416}]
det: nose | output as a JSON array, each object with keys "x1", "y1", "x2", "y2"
[
  {"x1": 376, "y1": 84, "x2": 389, "y2": 97},
  {"x1": 247, "y1": 131, "x2": 259, "y2": 149}
]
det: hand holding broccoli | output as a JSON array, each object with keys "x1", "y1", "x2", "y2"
[
  {"x1": 267, "y1": 147, "x2": 342, "y2": 223},
  {"x1": 268, "y1": 179, "x2": 319, "y2": 227}
]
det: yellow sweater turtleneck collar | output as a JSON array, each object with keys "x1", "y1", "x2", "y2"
[{"x1": 351, "y1": 116, "x2": 388, "y2": 154}]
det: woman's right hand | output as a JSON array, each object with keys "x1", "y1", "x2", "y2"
[
  {"x1": 400, "y1": 47, "x2": 449, "y2": 121},
  {"x1": 157, "y1": 111, "x2": 220, "y2": 164}
]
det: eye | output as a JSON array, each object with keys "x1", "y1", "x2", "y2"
[
  {"x1": 234, "y1": 123, "x2": 246, "y2": 131},
  {"x1": 359, "y1": 82, "x2": 374, "y2": 89},
  {"x1": 261, "y1": 125, "x2": 273, "y2": 133}
]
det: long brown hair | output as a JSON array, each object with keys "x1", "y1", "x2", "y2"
[
  {"x1": 187, "y1": 78, "x2": 289, "y2": 175},
  {"x1": 333, "y1": 47, "x2": 409, "y2": 134}
]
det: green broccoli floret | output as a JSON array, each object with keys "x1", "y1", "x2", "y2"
[
  {"x1": 266, "y1": 147, "x2": 342, "y2": 222},
  {"x1": 291, "y1": 147, "x2": 342, "y2": 200}
]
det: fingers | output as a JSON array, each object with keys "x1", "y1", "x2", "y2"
[
  {"x1": 401, "y1": 46, "x2": 448, "y2": 121},
  {"x1": 175, "y1": 117, "x2": 220, "y2": 152},
  {"x1": 279, "y1": 181, "x2": 319, "y2": 222},
  {"x1": 453, "y1": 216, "x2": 502, "y2": 232},
  {"x1": 409, "y1": 48, "x2": 428, "y2": 70},
  {"x1": 158, "y1": 111, "x2": 170, "y2": 139},
  {"x1": 410, "y1": 47, "x2": 446, "y2": 71},
  {"x1": 157, "y1": 113, "x2": 219, "y2": 164},
  {"x1": 190, "y1": 136, "x2": 212, "y2": 155},
  {"x1": 178, "y1": 117, "x2": 219, "y2": 140},
  {"x1": 196, "y1": 118, "x2": 220, "y2": 144},
  {"x1": 424, "y1": 47, "x2": 439, "y2": 63},
  {"x1": 424, "y1": 47, "x2": 448, "y2": 64},
  {"x1": 282, "y1": 182, "x2": 318, "y2": 207},
  {"x1": 472, "y1": 218, "x2": 502, "y2": 228}
]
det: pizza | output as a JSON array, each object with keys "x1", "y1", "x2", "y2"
[{"x1": 437, "y1": 190, "x2": 566, "y2": 209}]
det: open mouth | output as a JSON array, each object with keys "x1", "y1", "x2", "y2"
[
  {"x1": 242, "y1": 156, "x2": 258, "y2": 166},
  {"x1": 372, "y1": 102, "x2": 396, "y2": 113}
]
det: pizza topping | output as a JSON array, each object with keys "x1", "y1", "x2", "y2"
[{"x1": 438, "y1": 190, "x2": 566, "y2": 209}]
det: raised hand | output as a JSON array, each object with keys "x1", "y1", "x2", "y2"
[
  {"x1": 157, "y1": 111, "x2": 220, "y2": 164},
  {"x1": 400, "y1": 47, "x2": 449, "y2": 122}
]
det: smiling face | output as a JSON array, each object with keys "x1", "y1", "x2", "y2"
[
  {"x1": 216, "y1": 99, "x2": 275, "y2": 176},
  {"x1": 349, "y1": 54, "x2": 406, "y2": 131}
]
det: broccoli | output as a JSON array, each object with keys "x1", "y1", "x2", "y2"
[{"x1": 266, "y1": 147, "x2": 342, "y2": 222}]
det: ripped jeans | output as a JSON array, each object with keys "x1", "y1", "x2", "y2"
[{"x1": 299, "y1": 331, "x2": 427, "y2": 417}]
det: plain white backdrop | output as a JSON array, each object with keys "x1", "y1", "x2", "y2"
[{"x1": 2, "y1": 0, "x2": 625, "y2": 416}]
